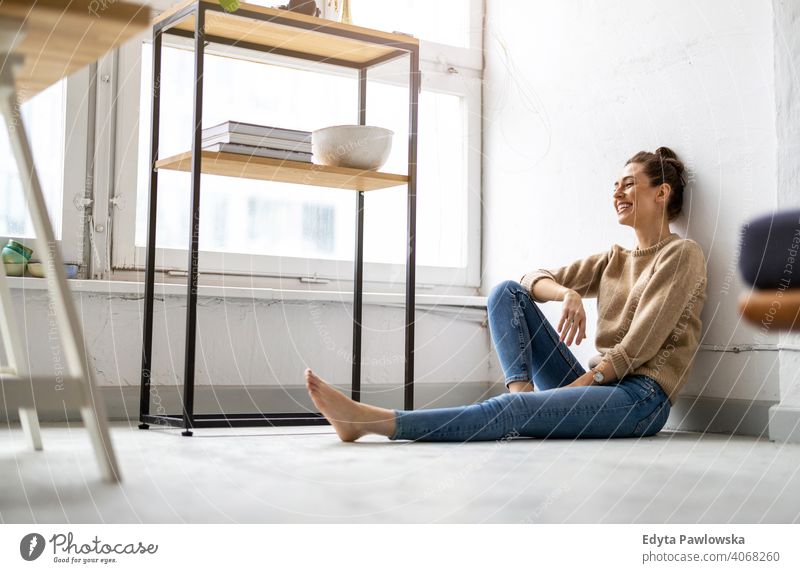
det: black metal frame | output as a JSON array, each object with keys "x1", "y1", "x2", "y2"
[{"x1": 139, "y1": 1, "x2": 419, "y2": 435}]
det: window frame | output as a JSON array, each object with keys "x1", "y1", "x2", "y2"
[{"x1": 108, "y1": 1, "x2": 483, "y2": 291}]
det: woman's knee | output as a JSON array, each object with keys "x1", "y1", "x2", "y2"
[{"x1": 488, "y1": 279, "x2": 524, "y2": 306}]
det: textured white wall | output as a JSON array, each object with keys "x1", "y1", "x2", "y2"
[
  {"x1": 773, "y1": 0, "x2": 800, "y2": 417},
  {"x1": 3, "y1": 288, "x2": 494, "y2": 418},
  {"x1": 482, "y1": 0, "x2": 780, "y2": 402}
]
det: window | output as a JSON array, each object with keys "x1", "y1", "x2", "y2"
[
  {"x1": 0, "y1": 73, "x2": 90, "y2": 268},
  {"x1": 346, "y1": 0, "x2": 475, "y2": 49},
  {"x1": 133, "y1": 45, "x2": 359, "y2": 262},
  {"x1": 0, "y1": 81, "x2": 65, "y2": 239},
  {"x1": 111, "y1": 0, "x2": 483, "y2": 289}
]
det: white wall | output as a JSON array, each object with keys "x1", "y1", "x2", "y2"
[
  {"x1": 2, "y1": 284, "x2": 495, "y2": 420},
  {"x1": 482, "y1": 0, "x2": 782, "y2": 410},
  {"x1": 770, "y1": 0, "x2": 800, "y2": 441}
]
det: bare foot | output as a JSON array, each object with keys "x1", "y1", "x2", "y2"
[
  {"x1": 304, "y1": 368, "x2": 395, "y2": 442},
  {"x1": 508, "y1": 380, "x2": 534, "y2": 393}
]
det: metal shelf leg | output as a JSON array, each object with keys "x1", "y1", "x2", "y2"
[
  {"x1": 404, "y1": 48, "x2": 420, "y2": 411},
  {"x1": 181, "y1": 4, "x2": 207, "y2": 437},
  {"x1": 351, "y1": 68, "x2": 367, "y2": 403},
  {"x1": 139, "y1": 26, "x2": 164, "y2": 432}
]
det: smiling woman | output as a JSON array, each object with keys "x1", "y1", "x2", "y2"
[
  {"x1": 303, "y1": 147, "x2": 707, "y2": 443},
  {"x1": 617, "y1": 147, "x2": 687, "y2": 226}
]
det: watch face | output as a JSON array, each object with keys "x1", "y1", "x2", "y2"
[{"x1": 593, "y1": 371, "x2": 603, "y2": 382}]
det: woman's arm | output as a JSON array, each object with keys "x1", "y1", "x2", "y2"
[
  {"x1": 520, "y1": 249, "x2": 611, "y2": 303},
  {"x1": 534, "y1": 279, "x2": 588, "y2": 345},
  {"x1": 529, "y1": 277, "x2": 575, "y2": 302},
  {"x1": 564, "y1": 356, "x2": 617, "y2": 387},
  {"x1": 521, "y1": 249, "x2": 612, "y2": 346}
]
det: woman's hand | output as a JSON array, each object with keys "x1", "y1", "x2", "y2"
[
  {"x1": 558, "y1": 289, "x2": 587, "y2": 346},
  {"x1": 563, "y1": 371, "x2": 595, "y2": 388}
]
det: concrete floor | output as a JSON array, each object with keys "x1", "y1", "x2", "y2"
[{"x1": 2, "y1": 422, "x2": 799, "y2": 523}]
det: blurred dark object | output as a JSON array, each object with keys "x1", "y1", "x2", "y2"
[
  {"x1": 737, "y1": 208, "x2": 800, "y2": 331},
  {"x1": 738, "y1": 208, "x2": 800, "y2": 289},
  {"x1": 276, "y1": 0, "x2": 320, "y2": 17}
]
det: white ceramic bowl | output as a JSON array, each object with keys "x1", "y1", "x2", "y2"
[
  {"x1": 26, "y1": 262, "x2": 44, "y2": 278},
  {"x1": 312, "y1": 125, "x2": 394, "y2": 171},
  {"x1": 25, "y1": 262, "x2": 79, "y2": 279}
]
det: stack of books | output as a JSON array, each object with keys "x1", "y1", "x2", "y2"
[{"x1": 201, "y1": 121, "x2": 312, "y2": 163}]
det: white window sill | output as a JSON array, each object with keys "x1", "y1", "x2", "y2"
[{"x1": 6, "y1": 276, "x2": 488, "y2": 308}]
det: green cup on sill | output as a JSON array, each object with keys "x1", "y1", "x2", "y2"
[{"x1": 2, "y1": 240, "x2": 33, "y2": 276}]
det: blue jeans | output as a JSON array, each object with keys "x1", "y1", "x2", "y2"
[{"x1": 389, "y1": 280, "x2": 671, "y2": 442}]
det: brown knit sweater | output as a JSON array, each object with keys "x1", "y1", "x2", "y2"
[{"x1": 519, "y1": 232, "x2": 707, "y2": 405}]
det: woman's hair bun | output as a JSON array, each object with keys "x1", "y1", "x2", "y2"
[
  {"x1": 655, "y1": 146, "x2": 685, "y2": 178},
  {"x1": 654, "y1": 146, "x2": 677, "y2": 160}
]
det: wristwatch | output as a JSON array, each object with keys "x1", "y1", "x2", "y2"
[{"x1": 590, "y1": 366, "x2": 605, "y2": 384}]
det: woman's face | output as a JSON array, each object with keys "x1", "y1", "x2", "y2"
[{"x1": 613, "y1": 162, "x2": 669, "y2": 228}]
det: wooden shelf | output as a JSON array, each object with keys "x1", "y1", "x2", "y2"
[
  {"x1": 154, "y1": 1, "x2": 417, "y2": 67},
  {"x1": 0, "y1": 0, "x2": 151, "y2": 100},
  {"x1": 738, "y1": 289, "x2": 800, "y2": 331},
  {"x1": 156, "y1": 150, "x2": 408, "y2": 192}
]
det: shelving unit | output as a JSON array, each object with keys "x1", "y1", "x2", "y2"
[{"x1": 139, "y1": 0, "x2": 420, "y2": 435}]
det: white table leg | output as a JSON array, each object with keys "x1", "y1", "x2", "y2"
[
  {"x1": 0, "y1": 250, "x2": 26, "y2": 376},
  {"x1": 0, "y1": 58, "x2": 120, "y2": 483},
  {"x1": 0, "y1": 110, "x2": 42, "y2": 453},
  {"x1": 18, "y1": 407, "x2": 43, "y2": 451}
]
